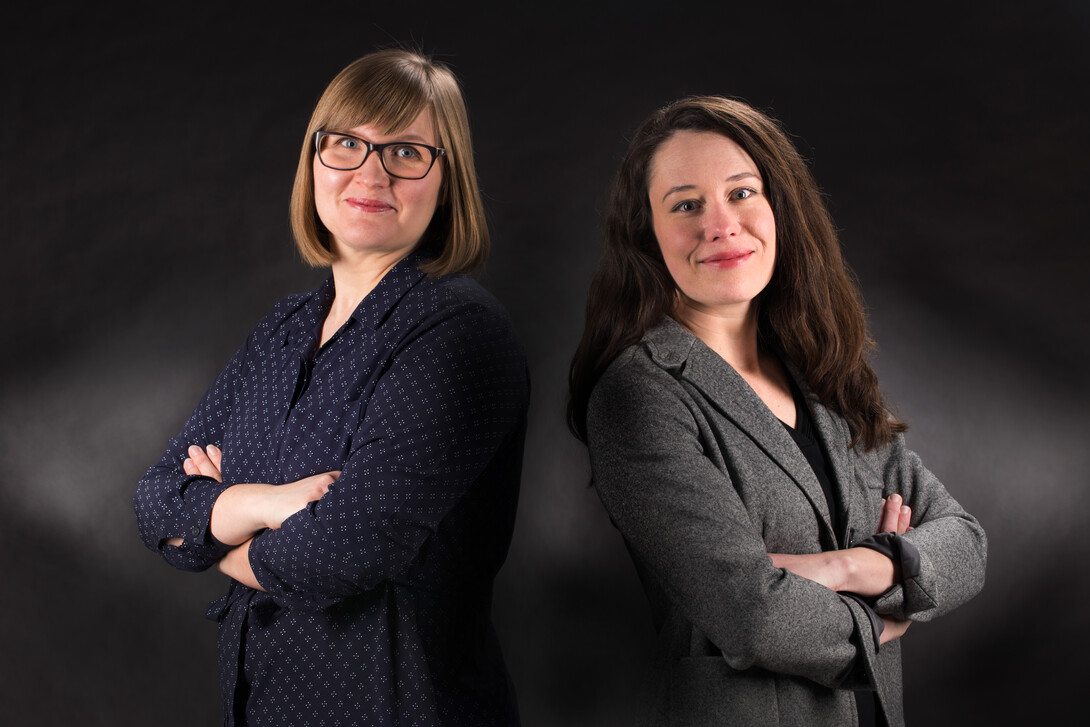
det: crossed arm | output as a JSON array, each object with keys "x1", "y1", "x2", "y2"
[
  {"x1": 770, "y1": 494, "x2": 914, "y2": 645},
  {"x1": 165, "y1": 444, "x2": 339, "y2": 590}
]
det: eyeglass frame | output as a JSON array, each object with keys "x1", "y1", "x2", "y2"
[{"x1": 314, "y1": 131, "x2": 446, "y2": 179}]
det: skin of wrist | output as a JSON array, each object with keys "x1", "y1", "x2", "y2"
[
  {"x1": 840, "y1": 547, "x2": 896, "y2": 596},
  {"x1": 210, "y1": 483, "x2": 272, "y2": 545}
]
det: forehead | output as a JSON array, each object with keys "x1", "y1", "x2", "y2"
[
  {"x1": 338, "y1": 108, "x2": 437, "y2": 142},
  {"x1": 648, "y1": 130, "x2": 760, "y2": 191}
]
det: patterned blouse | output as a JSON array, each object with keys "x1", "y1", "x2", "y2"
[{"x1": 134, "y1": 254, "x2": 529, "y2": 726}]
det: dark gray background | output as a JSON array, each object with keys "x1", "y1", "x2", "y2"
[{"x1": 3, "y1": 1, "x2": 1087, "y2": 724}]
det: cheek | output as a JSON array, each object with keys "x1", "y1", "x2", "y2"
[
  {"x1": 406, "y1": 182, "x2": 441, "y2": 230},
  {"x1": 312, "y1": 164, "x2": 340, "y2": 216},
  {"x1": 404, "y1": 162, "x2": 442, "y2": 203},
  {"x1": 651, "y1": 214, "x2": 682, "y2": 259}
]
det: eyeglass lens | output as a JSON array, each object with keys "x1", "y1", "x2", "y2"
[{"x1": 317, "y1": 134, "x2": 435, "y2": 179}]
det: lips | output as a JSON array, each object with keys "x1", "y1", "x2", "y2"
[
  {"x1": 345, "y1": 197, "x2": 394, "y2": 212},
  {"x1": 700, "y1": 249, "x2": 753, "y2": 267}
]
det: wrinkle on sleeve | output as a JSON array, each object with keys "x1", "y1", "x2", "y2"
[{"x1": 859, "y1": 437, "x2": 987, "y2": 621}]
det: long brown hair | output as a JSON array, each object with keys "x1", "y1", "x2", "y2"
[
  {"x1": 290, "y1": 49, "x2": 489, "y2": 276},
  {"x1": 568, "y1": 96, "x2": 905, "y2": 450}
]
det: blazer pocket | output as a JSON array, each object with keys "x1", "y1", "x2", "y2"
[{"x1": 669, "y1": 657, "x2": 778, "y2": 727}]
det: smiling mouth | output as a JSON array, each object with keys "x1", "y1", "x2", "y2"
[
  {"x1": 346, "y1": 198, "x2": 394, "y2": 212},
  {"x1": 701, "y1": 250, "x2": 753, "y2": 265}
]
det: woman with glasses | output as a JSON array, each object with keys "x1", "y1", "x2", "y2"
[
  {"x1": 568, "y1": 96, "x2": 986, "y2": 726},
  {"x1": 135, "y1": 49, "x2": 528, "y2": 726}
]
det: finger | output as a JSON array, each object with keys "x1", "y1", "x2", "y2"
[
  {"x1": 898, "y1": 505, "x2": 912, "y2": 535},
  {"x1": 183, "y1": 458, "x2": 198, "y2": 476},
  {"x1": 879, "y1": 495, "x2": 900, "y2": 532},
  {"x1": 318, "y1": 471, "x2": 341, "y2": 493},
  {"x1": 187, "y1": 445, "x2": 222, "y2": 481},
  {"x1": 206, "y1": 444, "x2": 223, "y2": 473}
]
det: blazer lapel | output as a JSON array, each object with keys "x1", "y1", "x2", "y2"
[
  {"x1": 644, "y1": 319, "x2": 838, "y2": 546},
  {"x1": 783, "y1": 359, "x2": 857, "y2": 547}
]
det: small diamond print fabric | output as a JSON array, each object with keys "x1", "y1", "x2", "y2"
[{"x1": 134, "y1": 254, "x2": 529, "y2": 726}]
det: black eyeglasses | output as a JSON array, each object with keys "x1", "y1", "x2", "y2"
[{"x1": 314, "y1": 131, "x2": 446, "y2": 180}]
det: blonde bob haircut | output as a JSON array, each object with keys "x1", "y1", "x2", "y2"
[{"x1": 290, "y1": 49, "x2": 489, "y2": 276}]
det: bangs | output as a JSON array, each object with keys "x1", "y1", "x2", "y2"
[{"x1": 318, "y1": 60, "x2": 433, "y2": 136}]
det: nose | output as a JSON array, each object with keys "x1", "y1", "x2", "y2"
[
  {"x1": 704, "y1": 201, "x2": 741, "y2": 241},
  {"x1": 352, "y1": 147, "x2": 390, "y2": 187}
]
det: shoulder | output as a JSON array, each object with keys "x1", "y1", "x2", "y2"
[
  {"x1": 393, "y1": 273, "x2": 521, "y2": 343},
  {"x1": 240, "y1": 286, "x2": 323, "y2": 352},
  {"x1": 414, "y1": 272, "x2": 511, "y2": 319},
  {"x1": 592, "y1": 343, "x2": 665, "y2": 404},
  {"x1": 588, "y1": 336, "x2": 698, "y2": 441},
  {"x1": 590, "y1": 318, "x2": 697, "y2": 411},
  {"x1": 385, "y1": 274, "x2": 527, "y2": 382}
]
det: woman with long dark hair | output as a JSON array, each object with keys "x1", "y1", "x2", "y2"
[
  {"x1": 569, "y1": 96, "x2": 986, "y2": 726},
  {"x1": 135, "y1": 50, "x2": 528, "y2": 726}
]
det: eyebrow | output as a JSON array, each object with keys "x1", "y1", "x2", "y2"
[
  {"x1": 660, "y1": 172, "x2": 760, "y2": 202},
  {"x1": 340, "y1": 130, "x2": 434, "y2": 145}
]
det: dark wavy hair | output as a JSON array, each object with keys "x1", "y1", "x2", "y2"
[{"x1": 567, "y1": 96, "x2": 905, "y2": 451}]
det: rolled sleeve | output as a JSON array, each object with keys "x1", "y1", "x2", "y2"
[{"x1": 858, "y1": 438, "x2": 988, "y2": 621}]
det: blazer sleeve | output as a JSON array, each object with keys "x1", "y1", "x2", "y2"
[
  {"x1": 858, "y1": 436, "x2": 987, "y2": 621},
  {"x1": 245, "y1": 300, "x2": 529, "y2": 612},
  {"x1": 587, "y1": 354, "x2": 878, "y2": 690}
]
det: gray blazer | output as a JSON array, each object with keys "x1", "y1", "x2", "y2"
[{"x1": 587, "y1": 318, "x2": 987, "y2": 727}]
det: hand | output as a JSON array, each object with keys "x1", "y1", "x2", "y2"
[
  {"x1": 879, "y1": 615, "x2": 911, "y2": 645},
  {"x1": 162, "y1": 445, "x2": 226, "y2": 547},
  {"x1": 878, "y1": 494, "x2": 912, "y2": 535},
  {"x1": 183, "y1": 444, "x2": 223, "y2": 482},
  {"x1": 259, "y1": 471, "x2": 340, "y2": 530}
]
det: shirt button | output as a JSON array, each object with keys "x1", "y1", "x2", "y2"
[{"x1": 191, "y1": 526, "x2": 201, "y2": 537}]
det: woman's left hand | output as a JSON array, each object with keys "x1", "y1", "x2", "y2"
[{"x1": 878, "y1": 493, "x2": 912, "y2": 535}]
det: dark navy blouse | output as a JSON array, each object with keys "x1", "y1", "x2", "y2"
[{"x1": 134, "y1": 255, "x2": 529, "y2": 726}]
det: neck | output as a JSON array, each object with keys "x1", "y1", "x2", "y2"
[
  {"x1": 327, "y1": 248, "x2": 410, "y2": 321},
  {"x1": 673, "y1": 297, "x2": 762, "y2": 374}
]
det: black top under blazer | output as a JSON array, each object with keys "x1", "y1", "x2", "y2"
[{"x1": 586, "y1": 317, "x2": 987, "y2": 727}]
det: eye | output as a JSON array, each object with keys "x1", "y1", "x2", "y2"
[
  {"x1": 671, "y1": 199, "x2": 701, "y2": 213},
  {"x1": 730, "y1": 187, "x2": 758, "y2": 201},
  {"x1": 337, "y1": 136, "x2": 362, "y2": 150},
  {"x1": 391, "y1": 144, "x2": 423, "y2": 160}
]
